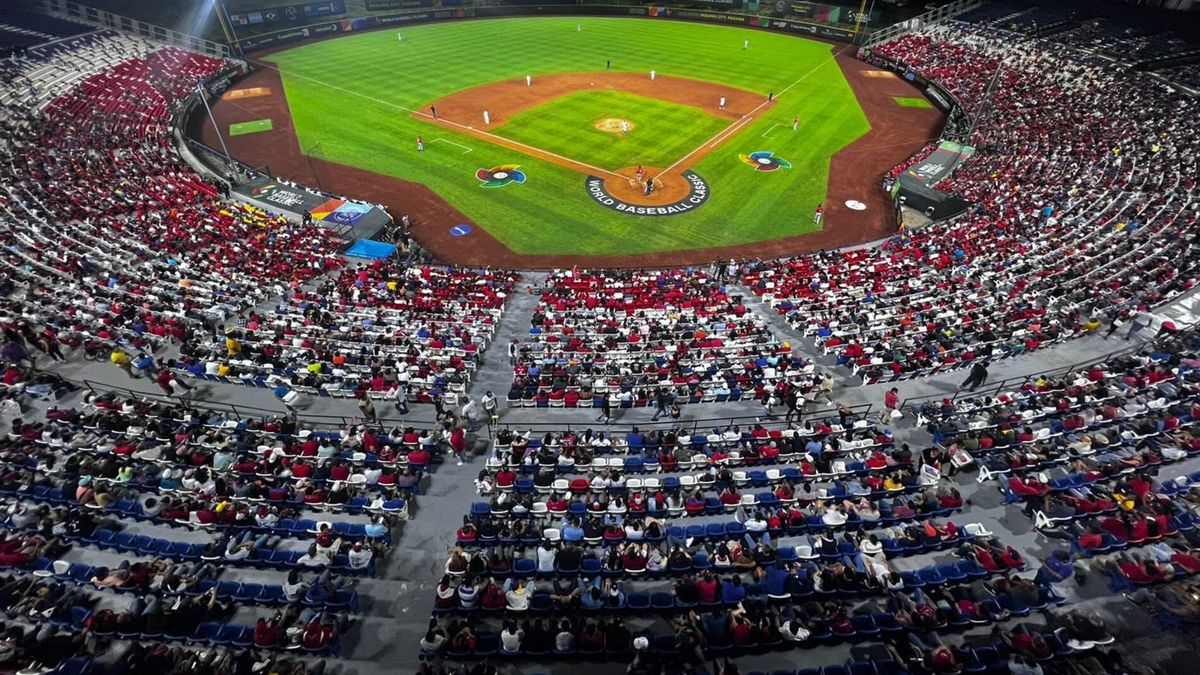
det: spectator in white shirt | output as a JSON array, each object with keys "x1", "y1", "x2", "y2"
[
  {"x1": 297, "y1": 543, "x2": 332, "y2": 567},
  {"x1": 347, "y1": 542, "x2": 373, "y2": 570}
]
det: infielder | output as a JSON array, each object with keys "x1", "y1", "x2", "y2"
[
  {"x1": 813, "y1": 203, "x2": 824, "y2": 224},
  {"x1": 792, "y1": 115, "x2": 799, "y2": 132},
  {"x1": 417, "y1": 135, "x2": 423, "y2": 152},
  {"x1": 620, "y1": 119, "x2": 629, "y2": 135},
  {"x1": 650, "y1": 69, "x2": 656, "y2": 80},
  {"x1": 719, "y1": 96, "x2": 726, "y2": 110},
  {"x1": 526, "y1": 74, "x2": 531, "y2": 87}
]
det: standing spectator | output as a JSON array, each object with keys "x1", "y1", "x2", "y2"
[
  {"x1": 389, "y1": 383, "x2": 409, "y2": 416},
  {"x1": 959, "y1": 361, "x2": 989, "y2": 392},
  {"x1": 880, "y1": 387, "x2": 900, "y2": 424},
  {"x1": 481, "y1": 390, "x2": 498, "y2": 430},
  {"x1": 110, "y1": 349, "x2": 135, "y2": 378},
  {"x1": 461, "y1": 397, "x2": 479, "y2": 432},
  {"x1": 358, "y1": 395, "x2": 378, "y2": 423},
  {"x1": 450, "y1": 425, "x2": 468, "y2": 466},
  {"x1": 1125, "y1": 311, "x2": 1155, "y2": 341},
  {"x1": 785, "y1": 388, "x2": 803, "y2": 424},
  {"x1": 597, "y1": 394, "x2": 612, "y2": 425},
  {"x1": 651, "y1": 387, "x2": 669, "y2": 421},
  {"x1": 431, "y1": 390, "x2": 446, "y2": 419},
  {"x1": 761, "y1": 387, "x2": 776, "y2": 417},
  {"x1": 814, "y1": 372, "x2": 835, "y2": 405}
]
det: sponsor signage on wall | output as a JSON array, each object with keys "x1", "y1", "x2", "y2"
[
  {"x1": 229, "y1": 1, "x2": 346, "y2": 26},
  {"x1": 365, "y1": 0, "x2": 434, "y2": 10},
  {"x1": 902, "y1": 140, "x2": 975, "y2": 186}
]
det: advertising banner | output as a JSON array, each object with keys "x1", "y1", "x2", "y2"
[
  {"x1": 901, "y1": 140, "x2": 974, "y2": 187},
  {"x1": 365, "y1": 0, "x2": 433, "y2": 10},
  {"x1": 239, "y1": 22, "x2": 343, "y2": 49},
  {"x1": 669, "y1": 9, "x2": 749, "y2": 24},
  {"x1": 229, "y1": 1, "x2": 346, "y2": 27},
  {"x1": 236, "y1": 177, "x2": 329, "y2": 213},
  {"x1": 693, "y1": 0, "x2": 745, "y2": 9},
  {"x1": 790, "y1": 2, "x2": 874, "y2": 25}
]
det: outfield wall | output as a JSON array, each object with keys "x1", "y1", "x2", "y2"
[{"x1": 234, "y1": 4, "x2": 865, "y2": 52}]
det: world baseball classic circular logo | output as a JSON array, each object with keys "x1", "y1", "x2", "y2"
[
  {"x1": 475, "y1": 164, "x2": 526, "y2": 188},
  {"x1": 583, "y1": 170, "x2": 710, "y2": 216},
  {"x1": 739, "y1": 151, "x2": 792, "y2": 172}
]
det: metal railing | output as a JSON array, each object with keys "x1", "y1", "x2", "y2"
[
  {"x1": 28, "y1": 0, "x2": 231, "y2": 58},
  {"x1": 77, "y1": 378, "x2": 874, "y2": 438},
  {"x1": 80, "y1": 378, "x2": 383, "y2": 428},
  {"x1": 496, "y1": 403, "x2": 876, "y2": 436},
  {"x1": 896, "y1": 331, "x2": 1183, "y2": 414},
  {"x1": 863, "y1": 0, "x2": 982, "y2": 47}
]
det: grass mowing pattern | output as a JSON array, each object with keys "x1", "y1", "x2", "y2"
[
  {"x1": 493, "y1": 90, "x2": 729, "y2": 171},
  {"x1": 229, "y1": 119, "x2": 273, "y2": 135},
  {"x1": 268, "y1": 18, "x2": 870, "y2": 256}
]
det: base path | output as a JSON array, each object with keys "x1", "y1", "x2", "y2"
[
  {"x1": 420, "y1": 71, "x2": 768, "y2": 189},
  {"x1": 201, "y1": 51, "x2": 943, "y2": 268}
]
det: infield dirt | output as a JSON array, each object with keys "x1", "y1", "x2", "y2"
[{"x1": 202, "y1": 49, "x2": 943, "y2": 268}]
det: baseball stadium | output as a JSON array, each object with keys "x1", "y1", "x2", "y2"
[{"x1": 1, "y1": 0, "x2": 1200, "y2": 675}]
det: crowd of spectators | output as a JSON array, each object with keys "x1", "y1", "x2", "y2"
[
  {"x1": 513, "y1": 269, "x2": 836, "y2": 410},
  {"x1": 165, "y1": 262, "x2": 519, "y2": 406},
  {"x1": 743, "y1": 20, "x2": 1198, "y2": 383},
  {"x1": 0, "y1": 33, "x2": 347, "y2": 373}
]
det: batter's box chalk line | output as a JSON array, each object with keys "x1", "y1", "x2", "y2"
[{"x1": 431, "y1": 138, "x2": 473, "y2": 154}]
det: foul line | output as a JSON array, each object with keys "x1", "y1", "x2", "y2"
[
  {"x1": 651, "y1": 43, "x2": 855, "y2": 182},
  {"x1": 253, "y1": 60, "x2": 628, "y2": 182},
  {"x1": 432, "y1": 138, "x2": 473, "y2": 154},
  {"x1": 761, "y1": 123, "x2": 779, "y2": 138}
]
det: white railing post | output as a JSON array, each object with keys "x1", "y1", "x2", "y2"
[{"x1": 863, "y1": 0, "x2": 982, "y2": 48}]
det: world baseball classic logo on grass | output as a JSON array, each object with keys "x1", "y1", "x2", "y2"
[
  {"x1": 583, "y1": 170, "x2": 710, "y2": 216},
  {"x1": 475, "y1": 164, "x2": 526, "y2": 188},
  {"x1": 739, "y1": 151, "x2": 792, "y2": 172}
]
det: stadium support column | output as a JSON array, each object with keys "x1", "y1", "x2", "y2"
[
  {"x1": 215, "y1": 2, "x2": 243, "y2": 56},
  {"x1": 305, "y1": 142, "x2": 325, "y2": 192},
  {"x1": 965, "y1": 65, "x2": 1004, "y2": 145},
  {"x1": 197, "y1": 83, "x2": 236, "y2": 179},
  {"x1": 852, "y1": 0, "x2": 875, "y2": 45}
]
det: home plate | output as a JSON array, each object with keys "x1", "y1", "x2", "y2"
[{"x1": 845, "y1": 200, "x2": 867, "y2": 211}]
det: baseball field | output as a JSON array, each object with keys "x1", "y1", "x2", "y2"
[{"x1": 207, "y1": 17, "x2": 945, "y2": 265}]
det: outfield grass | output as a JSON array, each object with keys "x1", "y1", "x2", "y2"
[
  {"x1": 493, "y1": 90, "x2": 729, "y2": 170},
  {"x1": 267, "y1": 18, "x2": 872, "y2": 256},
  {"x1": 892, "y1": 96, "x2": 934, "y2": 108},
  {"x1": 229, "y1": 119, "x2": 273, "y2": 136}
]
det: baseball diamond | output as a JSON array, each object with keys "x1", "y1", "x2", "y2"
[
  {"x1": 6, "y1": 3, "x2": 1200, "y2": 675},
  {"x1": 201, "y1": 17, "x2": 945, "y2": 265}
]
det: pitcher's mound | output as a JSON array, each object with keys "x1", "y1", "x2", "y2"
[{"x1": 595, "y1": 118, "x2": 635, "y2": 134}]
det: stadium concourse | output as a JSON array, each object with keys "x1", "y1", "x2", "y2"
[{"x1": 1, "y1": 5, "x2": 1200, "y2": 675}]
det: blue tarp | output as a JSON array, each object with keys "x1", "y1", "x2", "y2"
[{"x1": 344, "y1": 239, "x2": 397, "y2": 260}]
